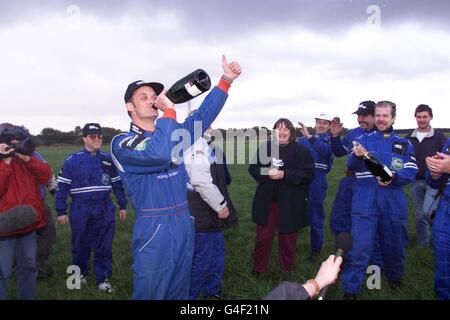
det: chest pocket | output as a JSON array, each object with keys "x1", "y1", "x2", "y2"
[
  {"x1": 100, "y1": 157, "x2": 113, "y2": 185},
  {"x1": 392, "y1": 141, "x2": 408, "y2": 156}
]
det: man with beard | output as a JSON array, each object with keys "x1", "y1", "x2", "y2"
[
  {"x1": 341, "y1": 101, "x2": 418, "y2": 299},
  {"x1": 329, "y1": 101, "x2": 377, "y2": 236}
]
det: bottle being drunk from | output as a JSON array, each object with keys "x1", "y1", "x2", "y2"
[{"x1": 166, "y1": 69, "x2": 211, "y2": 104}]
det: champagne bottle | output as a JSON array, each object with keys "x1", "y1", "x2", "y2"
[
  {"x1": 166, "y1": 69, "x2": 211, "y2": 104},
  {"x1": 353, "y1": 142, "x2": 393, "y2": 183}
]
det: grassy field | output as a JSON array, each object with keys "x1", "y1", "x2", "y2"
[{"x1": 27, "y1": 143, "x2": 437, "y2": 300}]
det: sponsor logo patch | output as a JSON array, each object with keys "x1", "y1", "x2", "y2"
[
  {"x1": 391, "y1": 157, "x2": 404, "y2": 170},
  {"x1": 134, "y1": 138, "x2": 149, "y2": 151},
  {"x1": 102, "y1": 174, "x2": 110, "y2": 185}
]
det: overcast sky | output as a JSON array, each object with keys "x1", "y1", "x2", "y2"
[{"x1": 1, "y1": 0, "x2": 450, "y2": 134}]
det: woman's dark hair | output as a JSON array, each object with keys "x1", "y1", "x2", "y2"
[{"x1": 273, "y1": 118, "x2": 296, "y2": 142}]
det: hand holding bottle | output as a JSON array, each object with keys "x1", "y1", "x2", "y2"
[
  {"x1": 352, "y1": 142, "x2": 367, "y2": 157},
  {"x1": 352, "y1": 141, "x2": 393, "y2": 183},
  {"x1": 378, "y1": 172, "x2": 395, "y2": 187},
  {"x1": 155, "y1": 89, "x2": 175, "y2": 111}
]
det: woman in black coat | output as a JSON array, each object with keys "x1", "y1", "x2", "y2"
[{"x1": 249, "y1": 118, "x2": 314, "y2": 276}]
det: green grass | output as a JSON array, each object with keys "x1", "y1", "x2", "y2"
[{"x1": 28, "y1": 144, "x2": 436, "y2": 300}]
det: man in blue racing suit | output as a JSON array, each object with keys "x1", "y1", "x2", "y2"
[
  {"x1": 111, "y1": 55, "x2": 242, "y2": 300},
  {"x1": 328, "y1": 101, "x2": 384, "y2": 269},
  {"x1": 298, "y1": 113, "x2": 333, "y2": 259},
  {"x1": 329, "y1": 101, "x2": 376, "y2": 235},
  {"x1": 56, "y1": 123, "x2": 128, "y2": 293},
  {"x1": 341, "y1": 101, "x2": 418, "y2": 298}
]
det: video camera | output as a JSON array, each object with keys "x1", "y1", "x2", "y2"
[{"x1": 0, "y1": 127, "x2": 36, "y2": 159}]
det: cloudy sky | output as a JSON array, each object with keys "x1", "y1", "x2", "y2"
[{"x1": 1, "y1": 0, "x2": 450, "y2": 135}]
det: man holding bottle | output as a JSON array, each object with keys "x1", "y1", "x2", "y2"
[
  {"x1": 111, "y1": 55, "x2": 241, "y2": 300},
  {"x1": 341, "y1": 101, "x2": 418, "y2": 299}
]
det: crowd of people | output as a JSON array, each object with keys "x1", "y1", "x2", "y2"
[{"x1": 1, "y1": 56, "x2": 450, "y2": 300}]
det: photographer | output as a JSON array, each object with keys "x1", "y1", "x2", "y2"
[{"x1": 0, "y1": 125, "x2": 52, "y2": 300}]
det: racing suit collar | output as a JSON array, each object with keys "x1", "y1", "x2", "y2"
[
  {"x1": 130, "y1": 123, "x2": 146, "y2": 135},
  {"x1": 83, "y1": 148, "x2": 100, "y2": 156},
  {"x1": 375, "y1": 126, "x2": 394, "y2": 139}
]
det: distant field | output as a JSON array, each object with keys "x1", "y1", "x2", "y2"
[{"x1": 27, "y1": 143, "x2": 438, "y2": 300}]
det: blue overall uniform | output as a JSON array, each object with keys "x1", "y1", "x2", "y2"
[
  {"x1": 111, "y1": 86, "x2": 228, "y2": 300},
  {"x1": 56, "y1": 150, "x2": 127, "y2": 284},
  {"x1": 299, "y1": 133, "x2": 333, "y2": 252},
  {"x1": 342, "y1": 129, "x2": 418, "y2": 294},
  {"x1": 329, "y1": 127, "x2": 371, "y2": 235},
  {"x1": 426, "y1": 138, "x2": 450, "y2": 300},
  {"x1": 330, "y1": 127, "x2": 383, "y2": 268}
]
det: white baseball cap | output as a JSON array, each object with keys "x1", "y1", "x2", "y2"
[{"x1": 314, "y1": 112, "x2": 333, "y2": 122}]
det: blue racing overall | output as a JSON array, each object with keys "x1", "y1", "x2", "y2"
[
  {"x1": 342, "y1": 129, "x2": 417, "y2": 294},
  {"x1": 56, "y1": 150, "x2": 127, "y2": 284},
  {"x1": 299, "y1": 133, "x2": 333, "y2": 252},
  {"x1": 111, "y1": 85, "x2": 229, "y2": 299}
]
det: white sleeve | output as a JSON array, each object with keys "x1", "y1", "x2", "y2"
[{"x1": 184, "y1": 138, "x2": 227, "y2": 213}]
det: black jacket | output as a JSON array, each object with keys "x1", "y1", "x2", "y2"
[
  {"x1": 249, "y1": 140, "x2": 315, "y2": 233},
  {"x1": 406, "y1": 128, "x2": 447, "y2": 179}
]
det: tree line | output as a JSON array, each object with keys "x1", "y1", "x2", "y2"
[{"x1": 31, "y1": 126, "x2": 449, "y2": 146}]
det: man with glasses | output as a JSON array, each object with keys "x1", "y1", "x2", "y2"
[{"x1": 55, "y1": 123, "x2": 127, "y2": 293}]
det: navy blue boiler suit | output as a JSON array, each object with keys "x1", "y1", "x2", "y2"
[
  {"x1": 111, "y1": 86, "x2": 229, "y2": 300},
  {"x1": 426, "y1": 138, "x2": 450, "y2": 300},
  {"x1": 56, "y1": 150, "x2": 127, "y2": 284},
  {"x1": 329, "y1": 127, "x2": 370, "y2": 234},
  {"x1": 299, "y1": 133, "x2": 333, "y2": 252},
  {"x1": 342, "y1": 130, "x2": 418, "y2": 294},
  {"x1": 329, "y1": 127, "x2": 384, "y2": 268}
]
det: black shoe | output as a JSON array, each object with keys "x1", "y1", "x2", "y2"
[
  {"x1": 343, "y1": 293, "x2": 358, "y2": 300},
  {"x1": 388, "y1": 280, "x2": 402, "y2": 290},
  {"x1": 309, "y1": 250, "x2": 321, "y2": 261},
  {"x1": 204, "y1": 292, "x2": 232, "y2": 300},
  {"x1": 252, "y1": 271, "x2": 261, "y2": 278},
  {"x1": 38, "y1": 266, "x2": 54, "y2": 279}
]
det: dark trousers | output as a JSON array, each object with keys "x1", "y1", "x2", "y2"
[
  {"x1": 36, "y1": 201, "x2": 56, "y2": 273},
  {"x1": 253, "y1": 203, "x2": 298, "y2": 273}
]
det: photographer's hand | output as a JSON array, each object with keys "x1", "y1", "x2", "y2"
[
  {"x1": 0, "y1": 143, "x2": 13, "y2": 164},
  {"x1": 15, "y1": 153, "x2": 31, "y2": 162}
]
